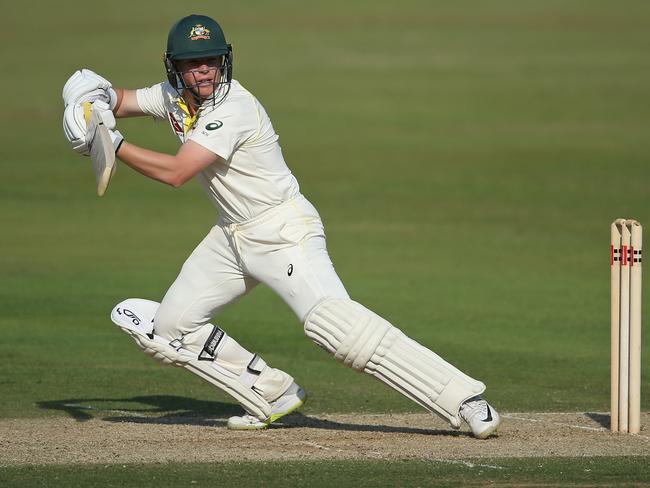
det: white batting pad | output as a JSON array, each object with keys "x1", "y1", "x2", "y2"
[
  {"x1": 111, "y1": 298, "x2": 273, "y2": 420},
  {"x1": 304, "y1": 298, "x2": 485, "y2": 428},
  {"x1": 111, "y1": 298, "x2": 159, "y2": 335}
]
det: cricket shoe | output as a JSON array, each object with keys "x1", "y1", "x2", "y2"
[
  {"x1": 227, "y1": 382, "x2": 306, "y2": 430},
  {"x1": 459, "y1": 395, "x2": 501, "y2": 439}
]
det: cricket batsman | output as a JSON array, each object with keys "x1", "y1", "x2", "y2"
[{"x1": 62, "y1": 14, "x2": 501, "y2": 438}]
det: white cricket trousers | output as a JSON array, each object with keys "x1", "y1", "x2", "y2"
[{"x1": 154, "y1": 194, "x2": 349, "y2": 353}]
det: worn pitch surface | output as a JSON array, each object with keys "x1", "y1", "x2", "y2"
[{"x1": 1, "y1": 412, "x2": 648, "y2": 466}]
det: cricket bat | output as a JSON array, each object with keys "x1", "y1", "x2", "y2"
[{"x1": 83, "y1": 101, "x2": 116, "y2": 197}]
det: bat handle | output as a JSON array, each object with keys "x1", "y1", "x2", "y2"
[{"x1": 83, "y1": 101, "x2": 92, "y2": 125}]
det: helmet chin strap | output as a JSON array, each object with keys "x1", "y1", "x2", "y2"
[{"x1": 181, "y1": 89, "x2": 202, "y2": 116}]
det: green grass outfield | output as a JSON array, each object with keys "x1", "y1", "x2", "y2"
[
  {"x1": 1, "y1": 0, "x2": 649, "y2": 485},
  {"x1": 1, "y1": 457, "x2": 649, "y2": 488}
]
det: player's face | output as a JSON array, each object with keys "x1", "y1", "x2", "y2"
[{"x1": 177, "y1": 57, "x2": 223, "y2": 98}]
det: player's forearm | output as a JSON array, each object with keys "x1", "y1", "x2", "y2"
[
  {"x1": 116, "y1": 143, "x2": 193, "y2": 188},
  {"x1": 113, "y1": 89, "x2": 146, "y2": 118}
]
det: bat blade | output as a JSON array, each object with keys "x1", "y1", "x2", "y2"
[{"x1": 83, "y1": 102, "x2": 116, "y2": 197}]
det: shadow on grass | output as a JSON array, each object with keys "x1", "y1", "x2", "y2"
[
  {"x1": 37, "y1": 395, "x2": 241, "y2": 424},
  {"x1": 38, "y1": 396, "x2": 463, "y2": 437}
]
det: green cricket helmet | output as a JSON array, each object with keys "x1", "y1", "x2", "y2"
[{"x1": 164, "y1": 14, "x2": 233, "y2": 105}]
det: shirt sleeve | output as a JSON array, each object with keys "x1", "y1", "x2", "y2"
[
  {"x1": 135, "y1": 82, "x2": 169, "y2": 120},
  {"x1": 188, "y1": 102, "x2": 258, "y2": 161}
]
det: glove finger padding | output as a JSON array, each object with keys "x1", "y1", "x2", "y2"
[
  {"x1": 63, "y1": 103, "x2": 90, "y2": 155},
  {"x1": 79, "y1": 88, "x2": 111, "y2": 106},
  {"x1": 63, "y1": 70, "x2": 110, "y2": 103},
  {"x1": 91, "y1": 101, "x2": 116, "y2": 129},
  {"x1": 62, "y1": 69, "x2": 117, "y2": 109}
]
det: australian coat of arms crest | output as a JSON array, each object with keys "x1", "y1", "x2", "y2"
[{"x1": 189, "y1": 24, "x2": 211, "y2": 40}]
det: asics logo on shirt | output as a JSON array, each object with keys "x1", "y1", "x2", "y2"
[{"x1": 205, "y1": 121, "x2": 223, "y2": 130}]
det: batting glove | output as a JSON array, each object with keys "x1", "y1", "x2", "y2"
[
  {"x1": 62, "y1": 69, "x2": 118, "y2": 109},
  {"x1": 85, "y1": 101, "x2": 124, "y2": 154},
  {"x1": 63, "y1": 103, "x2": 90, "y2": 155}
]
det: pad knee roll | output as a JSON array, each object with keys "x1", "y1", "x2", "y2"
[{"x1": 304, "y1": 298, "x2": 485, "y2": 427}]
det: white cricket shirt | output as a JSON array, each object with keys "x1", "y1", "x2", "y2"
[{"x1": 136, "y1": 80, "x2": 300, "y2": 223}]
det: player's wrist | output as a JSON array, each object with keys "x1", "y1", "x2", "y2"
[
  {"x1": 107, "y1": 87, "x2": 119, "y2": 111},
  {"x1": 107, "y1": 128, "x2": 124, "y2": 155},
  {"x1": 114, "y1": 135, "x2": 125, "y2": 156}
]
